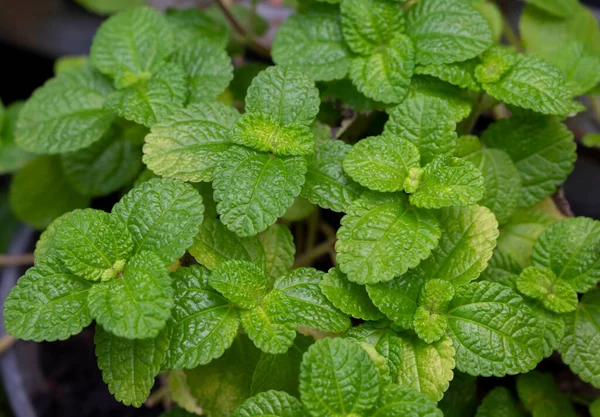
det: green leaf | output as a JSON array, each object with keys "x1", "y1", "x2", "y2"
[
  {"x1": 4, "y1": 259, "x2": 92, "y2": 342},
  {"x1": 340, "y1": 0, "x2": 404, "y2": 55},
  {"x1": 61, "y1": 121, "x2": 145, "y2": 197},
  {"x1": 166, "y1": 8, "x2": 229, "y2": 49},
  {"x1": 369, "y1": 385, "x2": 443, "y2": 417},
  {"x1": 259, "y1": 224, "x2": 295, "y2": 285},
  {"x1": 464, "y1": 146, "x2": 521, "y2": 225},
  {"x1": 301, "y1": 138, "x2": 363, "y2": 213},
  {"x1": 481, "y1": 115, "x2": 576, "y2": 207},
  {"x1": 516, "y1": 371, "x2": 578, "y2": 417},
  {"x1": 90, "y1": 7, "x2": 173, "y2": 86},
  {"x1": 246, "y1": 66, "x2": 320, "y2": 127},
  {"x1": 438, "y1": 372, "x2": 477, "y2": 417},
  {"x1": 160, "y1": 407, "x2": 197, "y2": 417},
  {"x1": 532, "y1": 217, "x2": 600, "y2": 293},
  {"x1": 143, "y1": 102, "x2": 240, "y2": 182},
  {"x1": 524, "y1": 0, "x2": 578, "y2": 18},
  {"x1": 163, "y1": 265, "x2": 239, "y2": 370},
  {"x1": 517, "y1": 266, "x2": 578, "y2": 313},
  {"x1": 213, "y1": 146, "x2": 307, "y2": 237},
  {"x1": 591, "y1": 399, "x2": 600, "y2": 417},
  {"x1": 299, "y1": 337, "x2": 379, "y2": 417},
  {"x1": 479, "y1": 251, "x2": 522, "y2": 284},
  {"x1": 415, "y1": 59, "x2": 481, "y2": 91},
  {"x1": 105, "y1": 63, "x2": 187, "y2": 127},
  {"x1": 274, "y1": 268, "x2": 350, "y2": 332},
  {"x1": 54, "y1": 209, "x2": 133, "y2": 281},
  {"x1": 475, "y1": 387, "x2": 523, "y2": 417},
  {"x1": 240, "y1": 290, "x2": 297, "y2": 354},
  {"x1": 349, "y1": 34, "x2": 415, "y2": 104},
  {"x1": 408, "y1": 155, "x2": 485, "y2": 209},
  {"x1": 343, "y1": 134, "x2": 420, "y2": 192},
  {"x1": 272, "y1": 5, "x2": 352, "y2": 82},
  {"x1": 210, "y1": 260, "x2": 269, "y2": 309},
  {"x1": 9, "y1": 156, "x2": 90, "y2": 230},
  {"x1": 112, "y1": 177, "x2": 204, "y2": 264},
  {"x1": 189, "y1": 218, "x2": 266, "y2": 271},
  {"x1": 405, "y1": 0, "x2": 493, "y2": 65},
  {"x1": 473, "y1": 1, "x2": 503, "y2": 43},
  {"x1": 283, "y1": 197, "x2": 316, "y2": 221},
  {"x1": 344, "y1": 322, "x2": 403, "y2": 375},
  {"x1": 95, "y1": 325, "x2": 168, "y2": 407},
  {"x1": 336, "y1": 192, "x2": 441, "y2": 284},
  {"x1": 446, "y1": 281, "x2": 543, "y2": 376},
  {"x1": 15, "y1": 66, "x2": 114, "y2": 154},
  {"x1": 88, "y1": 252, "x2": 173, "y2": 339},
  {"x1": 171, "y1": 39, "x2": 234, "y2": 102},
  {"x1": 76, "y1": 0, "x2": 147, "y2": 16},
  {"x1": 410, "y1": 76, "x2": 474, "y2": 121},
  {"x1": 54, "y1": 55, "x2": 88, "y2": 75},
  {"x1": 414, "y1": 280, "x2": 454, "y2": 343},
  {"x1": 320, "y1": 267, "x2": 384, "y2": 321},
  {"x1": 0, "y1": 102, "x2": 34, "y2": 174},
  {"x1": 168, "y1": 371, "x2": 203, "y2": 415},
  {"x1": 33, "y1": 213, "x2": 70, "y2": 264},
  {"x1": 583, "y1": 132, "x2": 600, "y2": 149},
  {"x1": 232, "y1": 390, "x2": 306, "y2": 417}
]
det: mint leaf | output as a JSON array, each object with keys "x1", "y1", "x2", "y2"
[
  {"x1": 320, "y1": 267, "x2": 385, "y2": 321},
  {"x1": 213, "y1": 146, "x2": 307, "y2": 237},
  {"x1": 15, "y1": 66, "x2": 114, "y2": 153},
  {"x1": 54, "y1": 209, "x2": 133, "y2": 281},
  {"x1": 479, "y1": 251, "x2": 522, "y2": 284},
  {"x1": 272, "y1": 5, "x2": 352, "y2": 82},
  {"x1": 259, "y1": 224, "x2": 295, "y2": 285},
  {"x1": 414, "y1": 280, "x2": 455, "y2": 343},
  {"x1": 349, "y1": 34, "x2": 415, "y2": 104},
  {"x1": 475, "y1": 387, "x2": 523, "y2": 417},
  {"x1": 90, "y1": 7, "x2": 173, "y2": 86},
  {"x1": 166, "y1": 8, "x2": 229, "y2": 49},
  {"x1": 112, "y1": 177, "x2": 204, "y2": 264},
  {"x1": 405, "y1": 0, "x2": 493, "y2": 65},
  {"x1": 4, "y1": 259, "x2": 92, "y2": 342},
  {"x1": 95, "y1": 325, "x2": 168, "y2": 407},
  {"x1": 163, "y1": 265, "x2": 239, "y2": 370},
  {"x1": 447, "y1": 281, "x2": 543, "y2": 376},
  {"x1": 410, "y1": 76, "x2": 474, "y2": 121},
  {"x1": 370, "y1": 385, "x2": 443, "y2": 417},
  {"x1": 302, "y1": 138, "x2": 363, "y2": 213},
  {"x1": 345, "y1": 322, "x2": 403, "y2": 375},
  {"x1": 336, "y1": 192, "x2": 441, "y2": 284},
  {"x1": 343, "y1": 134, "x2": 420, "y2": 192},
  {"x1": 408, "y1": 155, "x2": 485, "y2": 209},
  {"x1": 0, "y1": 101, "x2": 34, "y2": 174},
  {"x1": 299, "y1": 337, "x2": 379, "y2": 417},
  {"x1": 34, "y1": 213, "x2": 70, "y2": 264},
  {"x1": 88, "y1": 252, "x2": 173, "y2": 339},
  {"x1": 532, "y1": 217, "x2": 600, "y2": 293},
  {"x1": 189, "y1": 218, "x2": 266, "y2": 271},
  {"x1": 274, "y1": 268, "x2": 350, "y2": 332},
  {"x1": 210, "y1": 260, "x2": 269, "y2": 309},
  {"x1": 524, "y1": 0, "x2": 578, "y2": 18},
  {"x1": 517, "y1": 266, "x2": 578, "y2": 313},
  {"x1": 415, "y1": 59, "x2": 481, "y2": 91},
  {"x1": 516, "y1": 371, "x2": 578, "y2": 417},
  {"x1": 143, "y1": 102, "x2": 240, "y2": 182},
  {"x1": 231, "y1": 390, "x2": 305, "y2": 417},
  {"x1": 481, "y1": 115, "x2": 576, "y2": 207},
  {"x1": 168, "y1": 371, "x2": 203, "y2": 415}
]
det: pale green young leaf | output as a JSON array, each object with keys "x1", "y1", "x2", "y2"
[
  {"x1": 369, "y1": 385, "x2": 443, "y2": 417},
  {"x1": 517, "y1": 266, "x2": 578, "y2": 313},
  {"x1": 524, "y1": 0, "x2": 578, "y2": 18},
  {"x1": 408, "y1": 155, "x2": 485, "y2": 209},
  {"x1": 336, "y1": 192, "x2": 441, "y2": 284},
  {"x1": 282, "y1": 197, "x2": 316, "y2": 222},
  {"x1": 350, "y1": 34, "x2": 415, "y2": 104},
  {"x1": 54, "y1": 209, "x2": 133, "y2": 281},
  {"x1": 415, "y1": 59, "x2": 481, "y2": 91},
  {"x1": 95, "y1": 325, "x2": 168, "y2": 407},
  {"x1": 90, "y1": 7, "x2": 173, "y2": 86},
  {"x1": 259, "y1": 224, "x2": 295, "y2": 285},
  {"x1": 438, "y1": 372, "x2": 477, "y2": 417},
  {"x1": 583, "y1": 133, "x2": 600, "y2": 148},
  {"x1": 475, "y1": 387, "x2": 523, "y2": 417},
  {"x1": 210, "y1": 260, "x2": 269, "y2": 309},
  {"x1": 405, "y1": 0, "x2": 493, "y2": 65},
  {"x1": 299, "y1": 337, "x2": 380, "y2": 417},
  {"x1": 4, "y1": 259, "x2": 92, "y2": 342},
  {"x1": 240, "y1": 290, "x2": 297, "y2": 354},
  {"x1": 413, "y1": 283, "x2": 453, "y2": 343},
  {"x1": 163, "y1": 265, "x2": 239, "y2": 370},
  {"x1": 343, "y1": 134, "x2": 420, "y2": 192},
  {"x1": 168, "y1": 371, "x2": 203, "y2": 415},
  {"x1": 112, "y1": 177, "x2": 204, "y2": 264},
  {"x1": 301, "y1": 139, "x2": 363, "y2": 213},
  {"x1": 447, "y1": 281, "x2": 543, "y2": 376},
  {"x1": 274, "y1": 268, "x2": 350, "y2": 332},
  {"x1": 0, "y1": 102, "x2": 34, "y2": 174},
  {"x1": 516, "y1": 371, "x2": 578, "y2": 417},
  {"x1": 340, "y1": 0, "x2": 404, "y2": 55},
  {"x1": 481, "y1": 115, "x2": 576, "y2": 207},
  {"x1": 166, "y1": 8, "x2": 229, "y2": 49},
  {"x1": 320, "y1": 267, "x2": 384, "y2": 321},
  {"x1": 189, "y1": 218, "x2": 266, "y2": 271},
  {"x1": 213, "y1": 146, "x2": 307, "y2": 237},
  {"x1": 272, "y1": 5, "x2": 352, "y2": 82},
  {"x1": 532, "y1": 217, "x2": 600, "y2": 293},
  {"x1": 232, "y1": 391, "x2": 306, "y2": 417},
  {"x1": 9, "y1": 156, "x2": 90, "y2": 230},
  {"x1": 88, "y1": 252, "x2": 173, "y2": 339},
  {"x1": 345, "y1": 322, "x2": 403, "y2": 375},
  {"x1": 54, "y1": 55, "x2": 88, "y2": 75},
  {"x1": 143, "y1": 102, "x2": 240, "y2": 182},
  {"x1": 15, "y1": 66, "x2": 114, "y2": 154},
  {"x1": 473, "y1": 1, "x2": 503, "y2": 43}
]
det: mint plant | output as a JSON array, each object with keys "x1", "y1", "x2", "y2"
[{"x1": 3, "y1": 0, "x2": 600, "y2": 416}]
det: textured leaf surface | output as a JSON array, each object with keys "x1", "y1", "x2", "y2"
[
  {"x1": 336, "y1": 192, "x2": 441, "y2": 284},
  {"x1": 300, "y1": 338, "x2": 379, "y2": 417},
  {"x1": 406, "y1": 0, "x2": 493, "y2": 65},
  {"x1": 259, "y1": 224, "x2": 295, "y2": 285},
  {"x1": 231, "y1": 390, "x2": 305, "y2": 417},
  {"x1": 517, "y1": 266, "x2": 577, "y2": 313},
  {"x1": 113, "y1": 178, "x2": 204, "y2": 264},
  {"x1": 344, "y1": 322, "x2": 403, "y2": 376},
  {"x1": 163, "y1": 266, "x2": 239, "y2": 370},
  {"x1": 211, "y1": 261, "x2": 269, "y2": 309},
  {"x1": 88, "y1": 252, "x2": 173, "y2": 339},
  {"x1": 213, "y1": 146, "x2": 306, "y2": 237},
  {"x1": 4, "y1": 259, "x2": 92, "y2": 342},
  {"x1": 415, "y1": 59, "x2": 481, "y2": 91},
  {"x1": 370, "y1": 385, "x2": 443, "y2": 417},
  {"x1": 475, "y1": 387, "x2": 523, "y2": 417},
  {"x1": 95, "y1": 325, "x2": 168, "y2": 407}
]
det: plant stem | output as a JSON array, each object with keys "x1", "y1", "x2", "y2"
[
  {"x1": 0, "y1": 254, "x2": 34, "y2": 267},
  {"x1": 145, "y1": 386, "x2": 169, "y2": 408},
  {"x1": 502, "y1": 19, "x2": 523, "y2": 52},
  {"x1": 459, "y1": 92, "x2": 485, "y2": 135},
  {"x1": 0, "y1": 334, "x2": 16, "y2": 356},
  {"x1": 294, "y1": 238, "x2": 336, "y2": 268}
]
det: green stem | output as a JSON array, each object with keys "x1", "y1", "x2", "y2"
[
  {"x1": 502, "y1": 15, "x2": 524, "y2": 52},
  {"x1": 459, "y1": 93, "x2": 485, "y2": 135}
]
